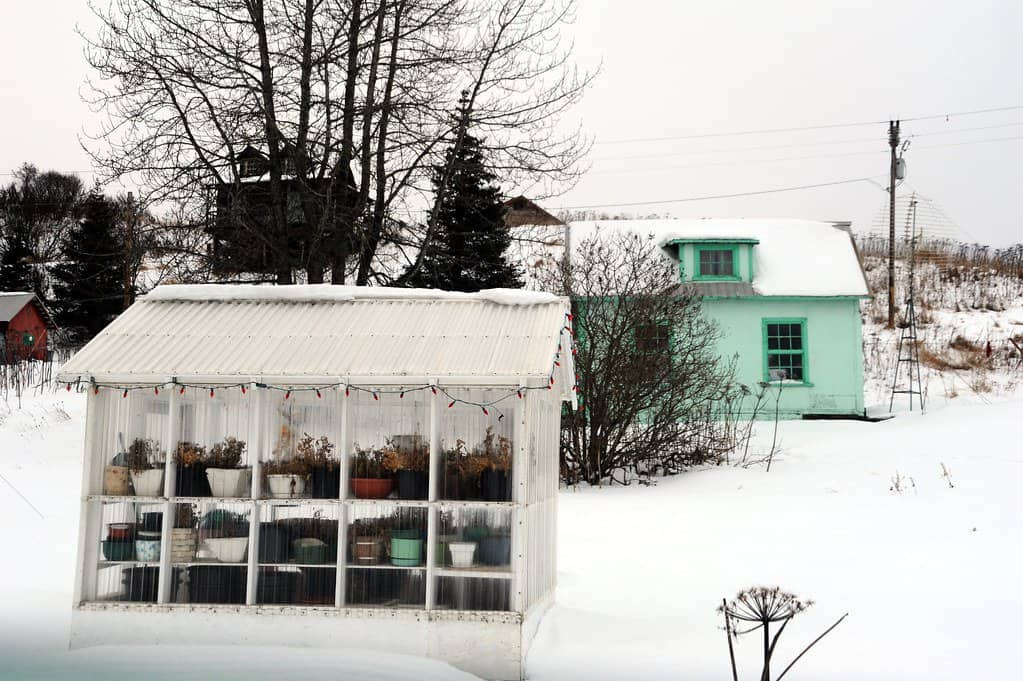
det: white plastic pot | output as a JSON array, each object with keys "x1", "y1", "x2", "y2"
[
  {"x1": 131, "y1": 469, "x2": 165, "y2": 497},
  {"x1": 206, "y1": 468, "x2": 251, "y2": 497},
  {"x1": 448, "y1": 541, "x2": 477, "y2": 568},
  {"x1": 204, "y1": 537, "x2": 249, "y2": 563},
  {"x1": 267, "y1": 474, "x2": 307, "y2": 498}
]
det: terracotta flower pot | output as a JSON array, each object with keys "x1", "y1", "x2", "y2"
[{"x1": 351, "y1": 477, "x2": 393, "y2": 499}]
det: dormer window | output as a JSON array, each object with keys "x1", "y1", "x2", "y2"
[{"x1": 698, "y1": 249, "x2": 734, "y2": 277}]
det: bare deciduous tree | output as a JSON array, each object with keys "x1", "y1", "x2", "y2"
[
  {"x1": 540, "y1": 229, "x2": 737, "y2": 485},
  {"x1": 82, "y1": 0, "x2": 593, "y2": 285}
]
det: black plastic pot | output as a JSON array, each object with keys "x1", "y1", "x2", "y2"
[
  {"x1": 480, "y1": 469, "x2": 510, "y2": 502},
  {"x1": 175, "y1": 464, "x2": 211, "y2": 497},
  {"x1": 188, "y1": 565, "x2": 246, "y2": 604},
  {"x1": 258, "y1": 523, "x2": 291, "y2": 563},
  {"x1": 300, "y1": 567, "x2": 336, "y2": 605},
  {"x1": 257, "y1": 568, "x2": 301, "y2": 604},
  {"x1": 309, "y1": 465, "x2": 340, "y2": 499},
  {"x1": 140, "y1": 512, "x2": 163, "y2": 532},
  {"x1": 478, "y1": 536, "x2": 511, "y2": 566},
  {"x1": 396, "y1": 470, "x2": 428, "y2": 500},
  {"x1": 121, "y1": 566, "x2": 160, "y2": 602}
]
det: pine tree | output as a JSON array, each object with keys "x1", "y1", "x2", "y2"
[
  {"x1": 0, "y1": 230, "x2": 36, "y2": 294},
  {"x1": 51, "y1": 194, "x2": 126, "y2": 342},
  {"x1": 404, "y1": 101, "x2": 522, "y2": 292}
]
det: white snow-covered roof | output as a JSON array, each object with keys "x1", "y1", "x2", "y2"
[
  {"x1": 57, "y1": 285, "x2": 573, "y2": 389},
  {"x1": 567, "y1": 218, "x2": 870, "y2": 297},
  {"x1": 0, "y1": 291, "x2": 55, "y2": 326}
]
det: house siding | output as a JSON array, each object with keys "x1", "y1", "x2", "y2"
[
  {"x1": 4, "y1": 302, "x2": 48, "y2": 362},
  {"x1": 703, "y1": 297, "x2": 864, "y2": 418}
]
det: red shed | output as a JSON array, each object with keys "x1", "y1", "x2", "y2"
[{"x1": 0, "y1": 292, "x2": 55, "y2": 362}]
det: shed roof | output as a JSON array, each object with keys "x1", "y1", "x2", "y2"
[
  {"x1": 57, "y1": 285, "x2": 574, "y2": 389},
  {"x1": 568, "y1": 218, "x2": 870, "y2": 297},
  {"x1": 0, "y1": 292, "x2": 56, "y2": 327}
]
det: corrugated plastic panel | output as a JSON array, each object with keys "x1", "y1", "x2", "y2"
[{"x1": 58, "y1": 297, "x2": 571, "y2": 382}]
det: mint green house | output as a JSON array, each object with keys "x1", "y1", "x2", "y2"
[{"x1": 564, "y1": 219, "x2": 871, "y2": 419}]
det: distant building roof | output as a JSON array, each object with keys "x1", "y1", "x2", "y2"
[
  {"x1": 568, "y1": 218, "x2": 870, "y2": 298},
  {"x1": 0, "y1": 292, "x2": 56, "y2": 327},
  {"x1": 57, "y1": 285, "x2": 574, "y2": 390},
  {"x1": 504, "y1": 196, "x2": 564, "y2": 228}
]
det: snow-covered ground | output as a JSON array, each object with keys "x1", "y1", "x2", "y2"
[{"x1": 3, "y1": 386, "x2": 1021, "y2": 680}]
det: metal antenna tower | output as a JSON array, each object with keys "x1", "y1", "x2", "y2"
[{"x1": 889, "y1": 193, "x2": 925, "y2": 413}]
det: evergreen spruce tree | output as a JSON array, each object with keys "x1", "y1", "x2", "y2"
[
  {"x1": 0, "y1": 230, "x2": 36, "y2": 294},
  {"x1": 51, "y1": 193, "x2": 126, "y2": 342},
  {"x1": 404, "y1": 100, "x2": 522, "y2": 291}
]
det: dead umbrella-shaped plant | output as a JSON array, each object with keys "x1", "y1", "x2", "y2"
[{"x1": 719, "y1": 586, "x2": 848, "y2": 681}]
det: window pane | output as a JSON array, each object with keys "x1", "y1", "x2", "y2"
[{"x1": 699, "y1": 249, "x2": 734, "y2": 276}]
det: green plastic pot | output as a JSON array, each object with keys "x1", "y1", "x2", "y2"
[
  {"x1": 390, "y1": 528, "x2": 420, "y2": 541},
  {"x1": 463, "y1": 526, "x2": 490, "y2": 542},
  {"x1": 293, "y1": 538, "x2": 328, "y2": 564},
  {"x1": 390, "y1": 537, "x2": 423, "y2": 566}
]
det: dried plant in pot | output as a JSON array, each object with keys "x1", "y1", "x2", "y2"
[
  {"x1": 477, "y1": 427, "x2": 513, "y2": 502},
  {"x1": 199, "y1": 508, "x2": 250, "y2": 563},
  {"x1": 205, "y1": 437, "x2": 250, "y2": 498},
  {"x1": 127, "y1": 438, "x2": 166, "y2": 497},
  {"x1": 295, "y1": 433, "x2": 339, "y2": 499},
  {"x1": 442, "y1": 439, "x2": 472, "y2": 500},
  {"x1": 388, "y1": 435, "x2": 430, "y2": 500},
  {"x1": 263, "y1": 449, "x2": 310, "y2": 499},
  {"x1": 350, "y1": 445, "x2": 394, "y2": 499},
  {"x1": 349, "y1": 517, "x2": 390, "y2": 565},
  {"x1": 174, "y1": 441, "x2": 210, "y2": 497}
]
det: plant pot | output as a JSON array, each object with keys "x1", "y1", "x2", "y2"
[
  {"x1": 188, "y1": 565, "x2": 246, "y2": 604},
  {"x1": 390, "y1": 537, "x2": 423, "y2": 566},
  {"x1": 101, "y1": 539, "x2": 135, "y2": 561},
  {"x1": 352, "y1": 477, "x2": 393, "y2": 499},
  {"x1": 293, "y1": 538, "x2": 329, "y2": 564},
  {"x1": 463, "y1": 526, "x2": 490, "y2": 543},
  {"x1": 441, "y1": 470, "x2": 460, "y2": 500},
  {"x1": 258, "y1": 523, "x2": 291, "y2": 563},
  {"x1": 448, "y1": 541, "x2": 477, "y2": 568},
  {"x1": 267, "y1": 474, "x2": 307, "y2": 498},
  {"x1": 435, "y1": 533, "x2": 458, "y2": 567},
  {"x1": 107, "y1": 523, "x2": 135, "y2": 541},
  {"x1": 300, "y1": 567, "x2": 336, "y2": 605},
  {"x1": 170, "y1": 528, "x2": 197, "y2": 562},
  {"x1": 309, "y1": 465, "x2": 340, "y2": 498},
  {"x1": 130, "y1": 468, "x2": 165, "y2": 497},
  {"x1": 134, "y1": 539, "x2": 161, "y2": 562},
  {"x1": 480, "y1": 469, "x2": 510, "y2": 502},
  {"x1": 175, "y1": 464, "x2": 210, "y2": 497},
  {"x1": 121, "y1": 565, "x2": 161, "y2": 602},
  {"x1": 352, "y1": 536, "x2": 383, "y2": 564},
  {"x1": 104, "y1": 465, "x2": 130, "y2": 495},
  {"x1": 206, "y1": 468, "x2": 251, "y2": 498},
  {"x1": 204, "y1": 536, "x2": 249, "y2": 563},
  {"x1": 140, "y1": 512, "x2": 163, "y2": 532},
  {"x1": 396, "y1": 470, "x2": 428, "y2": 500},
  {"x1": 478, "y1": 536, "x2": 511, "y2": 566}
]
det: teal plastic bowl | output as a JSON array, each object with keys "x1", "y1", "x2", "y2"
[
  {"x1": 390, "y1": 528, "x2": 420, "y2": 541},
  {"x1": 390, "y1": 537, "x2": 423, "y2": 566}
]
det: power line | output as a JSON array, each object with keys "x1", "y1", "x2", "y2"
[
  {"x1": 552, "y1": 176, "x2": 880, "y2": 211},
  {"x1": 595, "y1": 104, "x2": 1023, "y2": 145}
]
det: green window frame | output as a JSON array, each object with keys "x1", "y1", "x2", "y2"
[
  {"x1": 762, "y1": 318, "x2": 809, "y2": 384},
  {"x1": 693, "y1": 245, "x2": 740, "y2": 281}
]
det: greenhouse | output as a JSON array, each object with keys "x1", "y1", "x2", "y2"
[{"x1": 57, "y1": 284, "x2": 574, "y2": 681}]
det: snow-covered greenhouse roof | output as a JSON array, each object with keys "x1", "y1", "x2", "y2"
[
  {"x1": 57, "y1": 285, "x2": 574, "y2": 389},
  {"x1": 568, "y1": 218, "x2": 870, "y2": 297}
]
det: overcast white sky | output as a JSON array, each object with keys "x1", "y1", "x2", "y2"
[{"x1": 2, "y1": 0, "x2": 1022, "y2": 245}]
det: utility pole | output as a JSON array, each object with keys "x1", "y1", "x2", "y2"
[
  {"x1": 124, "y1": 191, "x2": 135, "y2": 311},
  {"x1": 887, "y1": 120, "x2": 900, "y2": 329}
]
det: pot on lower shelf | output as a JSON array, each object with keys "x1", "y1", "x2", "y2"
[
  {"x1": 309, "y1": 465, "x2": 340, "y2": 499},
  {"x1": 107, "y1": 522, "x2": 135, "y2": 541},
  {"x1": 170, "y1": 528, "x2": 197, "y2": 562},
  {"x1": 206, "y1": 468, "x2": 251, "y2": 498},
  {"x1": 101, "y1": 538, "x2": 135, "y2": 561},
  {"x1": 204, "y1": 536, "x2": 249, "y2": 563},
  {"x1": 293, "y1": 538, "x2": 329, "y2": 564},
  {"x1": 435, "y1": 533, "x2": 459, "y2": 567},
  {"x1": 352, "y1": 536, "x2": 384, "y2": 564},
  {"x1": 448, "y1": 541, "x2": 477, "y2": 568},
  {"x1": 478, "y1": 535, "x2": 511, "y2": 566},
  {"x1": 390, "y1": 536, "x2": 423, "y2": 567},
  {"x1": 104, "y1": 465, "x2": 130, "y2": 495},
  {"x1": 135, "y1": 538, "x2": 162, "y2": 562},
  {"x1": 351, "y1": 477, "x2": 393, "y2": 499},
  {"x1": 267, "y1": 474, "x2": 307, "y2": 498}
]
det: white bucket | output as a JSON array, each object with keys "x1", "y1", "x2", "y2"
[
  {"x1": 131, "y1": 469, "x2": 165, "y2": 497},
  {"x1": 448, "y1": 542, "x2": 477, "y2": 568},
  {"x1": 206, "y1": 468, "x2": 252, "y2": 497}
]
